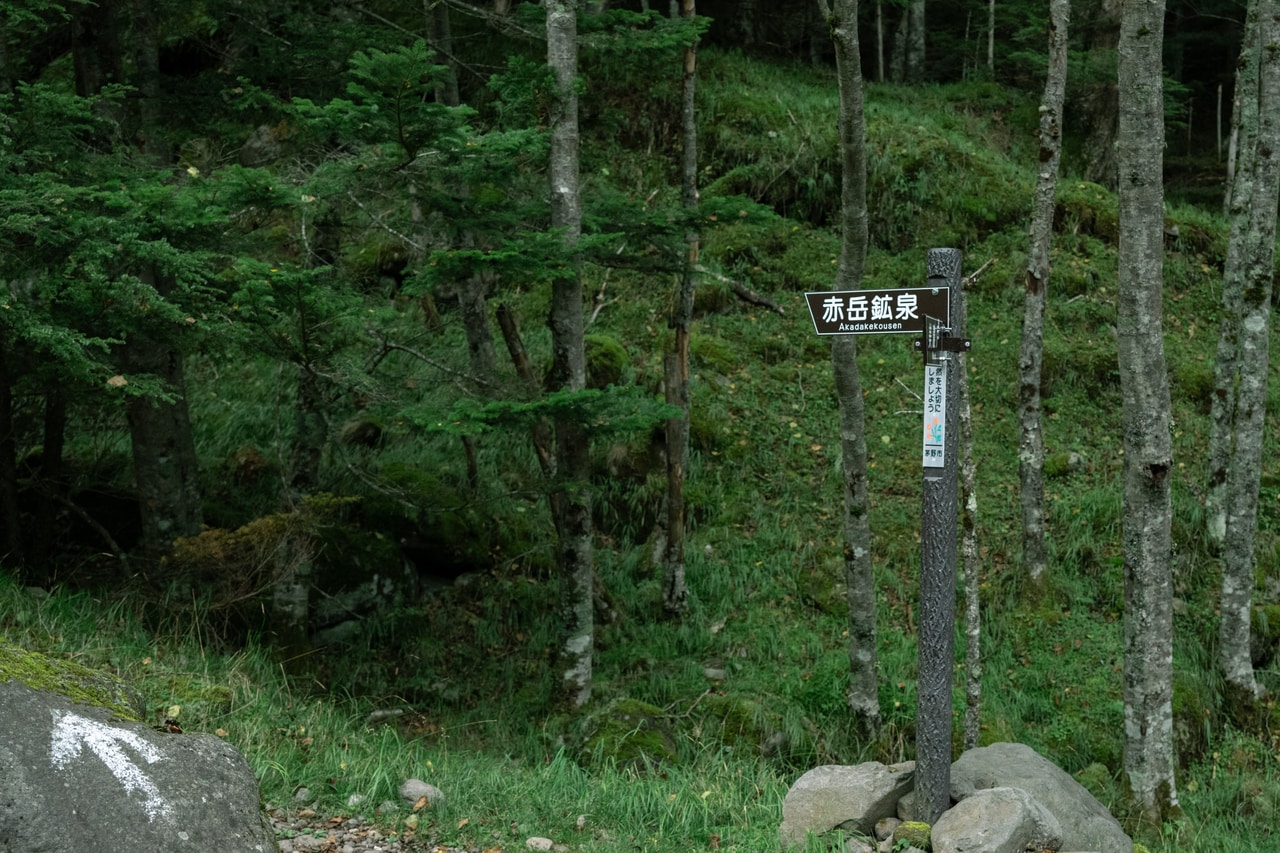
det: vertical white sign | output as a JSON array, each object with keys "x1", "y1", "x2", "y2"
[{"x1": 922, "y1": 364, "x2": 947, "y2": 468}]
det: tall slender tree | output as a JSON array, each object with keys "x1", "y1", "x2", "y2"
[
  {"x1": 817, "y1": 0, "x2": 879, "y2": 741},
  {"x1": 1018, "y1": 0, "x2": 1070, "y2": 593},
  {"x1": 1207, "y1": 0, "x2": 1266, "y2": 551},
  {"x1": 662, "y1": 0, "x2": 700, "y2": 616},
  {"x1": 1213, "y1": 0, "x2": 1280, "y2": 713},
  {"x1": 1115, "y1": 0, "x2": 1179, "y2": 827},
  {"x1": 546, "y1": 0, "x2": 595, "y2": 709}
]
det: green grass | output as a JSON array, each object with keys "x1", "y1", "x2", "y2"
[{"x1": 6, "y1": 48, "x2": 1280, "y2": 851}]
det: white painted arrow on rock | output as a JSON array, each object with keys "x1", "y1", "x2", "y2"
[{"x1": 49, "y1": 711, "x2": 172, "y2": 821}]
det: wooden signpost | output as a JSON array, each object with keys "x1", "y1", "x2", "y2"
[{"x1": 805, "y1": 248, "x2": 968, "y2": 825}]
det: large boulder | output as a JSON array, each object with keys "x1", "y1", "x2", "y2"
[
  {"x1": 932, "y1": 786, "x2": 1064, "y2": 853},
  {"x1": 778, "y1": 761, "x2": 916, "y2": 847},
  {"x1": 0, "y1": 644, "x2": 275, "y2": 853},
  {"x1": 950, "y1": 742, "x2": 1131, "y2": 853}
]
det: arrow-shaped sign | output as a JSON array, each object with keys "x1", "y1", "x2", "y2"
[{"x1": 50, "y1": 711, "x2": 172, "y2": 821}]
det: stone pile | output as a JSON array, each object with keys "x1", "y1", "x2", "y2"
[{"x1": 779, "y1": 742, "x2": 1133, "y2": 853}]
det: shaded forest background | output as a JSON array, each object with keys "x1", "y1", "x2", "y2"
[{"x1": 3, "y1": 0, "x2": 1280, "y2": 850}]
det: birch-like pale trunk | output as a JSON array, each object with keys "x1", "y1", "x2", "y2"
[
  {"x1": 546, "y1": 0, "x2": 594, "y2": 709},
  {"x1": 1207, "y1": 0, "x2": 1264, "y2": 553},
  {"x1": 662, "y1": 0, "x2": 699, "y2": 616},
  {"x1": 818, "y1": 0, "x2": 879, "y2": 740},
  {"x1": 1116, "y1": 0, "x2": 1178, "y2": 828},
  {"x1": 1217, "y1": 0, "x2": 1280, "y2": 711},
  {"x1": 1017, "y1": 0, "x2": 1069, "y2": 591}
]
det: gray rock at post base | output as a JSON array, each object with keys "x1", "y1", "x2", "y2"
[
  {"x1": 950, "y1": 743, "x2": 1132, "y2": 853},
  {"x1": 0, "y1": 678, "x2": 274, "y2": 853},
  {"x1": 778, "y1": 761, "x2": 916, "y2": 848},
  {"x1": 932, "y1": 786, "x2": 1064, "y2": 853},
  {"x1": 896, "y1": 789, "x2": 916, "y2": 821}
]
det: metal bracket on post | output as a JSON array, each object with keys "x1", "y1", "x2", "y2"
[{"x1": 913, "y1": 315, "x2": 971, "y2": 365}]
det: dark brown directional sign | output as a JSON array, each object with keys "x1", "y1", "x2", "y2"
[{"x1": 804, "y1": 286, "x2": 949, "y2": 336}]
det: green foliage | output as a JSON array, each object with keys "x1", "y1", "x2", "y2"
[
  {"x1": 423, "y1": 386, "x2": 678, "y2": 438},
  {"x1": 488, "y1": 55, "x2": 557, "y2": 130}
]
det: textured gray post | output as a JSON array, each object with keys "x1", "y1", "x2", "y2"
[{"x1": 916, "y1": 248, "x2": 962, "y2": 825}]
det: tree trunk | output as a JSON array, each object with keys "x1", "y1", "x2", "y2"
[
  {"x1": 662, "y1": 353, "x2": 690, "y2": 614},
  {"x1": 1116, "y1": 0, "x2": 1178, "y2": 829},
  {"x1": 876, "y1": 2, "x2": 885, "y2": 83},
  {"x1": 71, "y1": 0, "x2": 122, "y2": 98},
  {"x1": 457, "y1": 271, "x2": 498, "y2": 380},
  {"x1": 987, "y1": 0, "x2": 995, "y2": 73},
  {"x1": 1216, "y1": 0, "x2": 1280, "y2": 715},
  {"x1": 426, "y1": 0, "x2": 461, "y2": 107},
  {"x1": 0, "y1": 14, "x2": 10, "y2": 94},
  {"x1": 497, "y1": 304, "x2": 558, "y2": 480},
  {"x1": 906, "y1": 0, "x2": 925, "y2": 83},
  {"x1": 736, "y1": 0, "x2": 758, "y2": 47},
  {"x1": 662, "y1": 0, "x2": 699, "y2": 617},
  {"x1": 129, "y1": 0, "x2": 166, "y2": 161},
  {"x1": 890, "y1": 8, "x2": 906, "y2": 83},
  {"x1": 28, "y1": 389, "x2": 67, "y2": 577},
  {"x1": 819, "y1": 0, "x2": 880, "y2": 741},
  {"x1": 546, "y1": 0, "x2": 594, "y2": 709},
  {"x1": 1224, "y1": 70, "x2": 1242, "y2": 214},
  {"x1": 290, "y1": 365, "x2": 326, "y2": 495},
  {"x1": 1080, "y1": 0, "x2": 1122, "y2": 186},
  {"x1": 0, "y1": 343, "x2": 22, "y2": 567},
  {"x1": 270, "y1": 527, "x2": 315, "y2": 669},
  {"x1": 1018, "y1": 0, "x2": 1069, "y2": 593},
  {"x1": 124, "y1": 336, "x2": 204, "y2": 565},
  {"x1": 1207, "y1": 0, "x2": 1263, "y2": 552}
]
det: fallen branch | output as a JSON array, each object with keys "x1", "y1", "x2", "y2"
[
  {"x1": 962, "y1": 257, "x2": 997, "y2": 288},
  {"x1": 693, "y1": 265, "x2": 785, "y2": 315}
]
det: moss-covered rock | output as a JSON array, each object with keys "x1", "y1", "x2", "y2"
[
  {"x1": 0, "y1": 642, "x2": 145, "y2": 722},
  {"x1": 701, "y1": 693, "x2": 788, "y2": 758},
  {"x1": 798, "y1": 557, "x2": 846, "y2": 616},
  {"x1": 892, "y1": 819, "x2": 932, "y2": 850},
  {"x1": 585, "y1": 334, "x2": 631, "y2": 390},
  {"x1": 581, "y1": 697, "x2": 678, "y2": 768}
]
